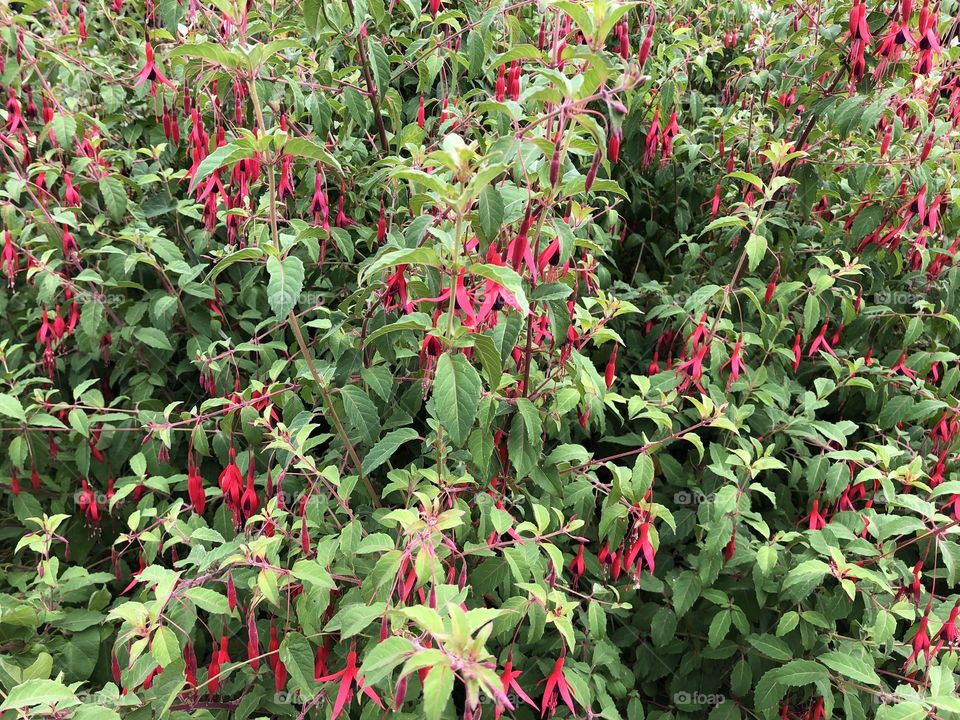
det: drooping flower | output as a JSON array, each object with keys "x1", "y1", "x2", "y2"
[
  {"x1": 540, "y1": 655, "x2": 577, "y2": 717},
  {"x1": 315, "y1": 645, "x2": 383, "y2": 720},
  {"x1": 134, "y1": 40, "x2": 175, "y2": 91}
]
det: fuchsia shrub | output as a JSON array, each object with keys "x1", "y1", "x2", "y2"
[{"x1": 1, "y1": 0, "x2": 960, "y2": 719}]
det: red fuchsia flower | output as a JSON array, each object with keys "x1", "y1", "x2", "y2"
[
  {"x1": 417, "y1": 94, "x2": 425, "y2": 128},
  {"x1": 246, "y1": 611, "x2": 261, "y2": 671},
  {"x1": 764, "y1": 270, "x2": 778, "y2": 304},
  {"x1": 268, "y1": 622, "x2": 281, "y2": 675},
  {"x1": 643, "y1": 108, "x2": 661, "y2": 167},
  {"x1": 807, "y1": 323, "x2": 837, "y2": 358},
  {"x1": 496, "y1": 657, "x2": 536, "y2": 719},
  {"x1": 316, "y1": 644, "x2": 383, "y2": 720},
  {"x1": 660, "y1": 110, "x2": 680, "y2": 164},
  {"x1": 605, "y1": 344, "x2": 618, "y2": 390},
  {"x1": 383, "y1": 264, "x2": 413, "y2": 314},
  {"x1": 63, "y1": 172, "x2": 81, "y2": 206},
  {"x1": 615, "y1": 18, "x2": 630, "y2": 58},
  {"x1": 372, "y1": 203, "x2": 387, "y2": 244},
  {"x1": 911, "y1": 561, "x2": 924, "y2": 605},
  {"x1": 207, "y1": 635, "x2": 230, "y2": 696},
  {"x1": 79, "y1": 479, "x2": 100, "y2": 524},
  {"x1": 507, "y1": 60, "x2": 521, "y2": 101},
  {"x1": 807, "y1": 499, "x2": 826, "y2": 530},
  {"x1": 568, "y1": 543, "x2": 586, "y2": 583},
  {"x1": 945, "y1": 492, "x2": 960, "y2": 521},
  {"x1": 416, "y1": 268, "x2": 478, "y2": 326},
  {"x1": 584, "y1": 148, "x2": 602, "y2": 191},
  {"x1": 608, "y1": 127, "x2": 622, "y2": 163},
  {"x1": 624, "y1": 520, "x2": 657, "y2": 580},
  {"x1": 2, "y1": 229, "x2": 17, "y2": 286},
  {"x1": 223, "y1": 573, "x2": 236, "y2": 614},
  {"x1": 890, "y1": 353, "x2": 917, "y2": 380},
  {"x1": 240, "y1": 453, "x2": 259, "y2": 520},
  {"x1": 638, "y1": 18, "x2": 654, "y2": 67},
  {"x1": 506, "y1": 210, "x2": 537, "y2": 276},
  {"x1": 134, "y1": 39, "x2": 175, "y2": 92},
  {"x1": 904, "y1": 614, "x2": 932, "y2": 668},
  {"x1": 495, "y1": 63, "x2": 506, "y2": 101},
  {"x1": 935, "y1": 602, "x2": 960, "y2": 651},
  {"x1": 914, "y1": 0, "x2": 940, "y2": 75},
  {"x1": 809, "y1": 696, "x2": 825, "y2": 720},
  {"x1": 184, "y1": 642, "x2": 198, "y2": 690},
  {"x1": 36, "y1": 308, "x2": 53, "y2": 347},
  {"x1": 218, "y1": 447, "x2": 243, "y2": 516},
  {"x1": 61, "y1": 224, "x2": 78, "y2": 261},
  {"x1": 878, "y1": 119, "x2": 893, "y2": 157},
  {"x1": 845, "y1": 0, "x2": 871, "y2": 86},
  {"x1": 724, "y1": 526, "x2": 736, "y2": 561},
  {"x1": 675, "y1": 342, "x2": 709, "y2": 390},
  {"x1": 277, "y1": 154, "x2": 295, "y2": 200},
  {"x1": 709, "y1": 182, "x2": 722, "y2": 218},
  {"x1": 540, "y1": 654, "x2": 577, "y2": 717},
  {"x1": 722, "y1": 336, "x2": 746, "y2": 386},
  {"x1": 5, "y1": 87, "x2": 25, "y2": 133}
]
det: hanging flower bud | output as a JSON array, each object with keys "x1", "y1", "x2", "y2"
[
  {"x1": 638, "y1": 19, "x2": 655, "y2": 67},
  {"x1": 584, "y1": 149, "x2": 602, "y2": 192},
  {"x1": 608, "y1": 127, "x2": 621, "y2": 163},
  {"x1": 605, "y1": 344, "x2": 618, "y2": 389}
]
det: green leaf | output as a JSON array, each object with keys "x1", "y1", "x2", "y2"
[
  {"x1": 279, "y1": 632, "x2": 317, "y2": 698},
  {"x1": 475, "y1": 185, "x2": 504, "y2": 246},
  {"x1": 339, "y1": 385, "x2": 380, "y2": 445},
  {"x1": 0, "y1": 394, "x2": 26, "y2": 422},
  {"x1": 151, "y1": 626, "x2": 179, "y2": 668},
  {"x1": 266, "y1": 255, "x2": 305, "y2": 320},
  {"x1": 671, "y1": 571, "x2": 702, "y2": 619},
  {"x1": 746, "y1": 634, "x2": 793, "y2": 662},
  {"x1": 100, "y1": 176, "x2": 127, "y2": 222},
  {"x1": 0, "y1": 679, "x2": 77, "y2": 710},
  {"x1": 359, "y1": 636, "x2": 414, "y2": 686},
  {"x1": 168, "y1": 42, "x2": 239, "y2": 69},
  {"x1": 206, "y1": 247, "x2": 264, "y2": 281},
  {"x1": 184, "y1": 587, "x2": 233, "y2": 615},
  {"x1": 746, "y1": 232, "x2": 767, "y2": 271},
  {"x1": 819, "y1": 651, "x2": 881, "y2": 686},
  {"x1": 283, "y1": 137, "x2": 343, "y2": 174},
  {"x1": 876, "y1": 703, "x2": 928, "y2": 720},
  {"x1": 325, "y1": 602, "x2": 386, "y2": 638},
  {"x1": 362, "y1": 428, "x2": 419, "y2": 474},
  {"x1": 51, "y1": 114, "x2": 77, "y2": 147},
  {"x1": 433, "y1": 352, "x2": 482, "y2": 447},
  {"x1": 423, "y1": 663, "x2": 453, "y2": 720},
  {"x1": 728, "y1": 170, "x2": 764, "y2": 190},
  {"x1": 471, "y1": 333, "x2": 503, "y2": 389},
  {"x1": 134, "y1": 327, "x2": 174, "y2": 351}
]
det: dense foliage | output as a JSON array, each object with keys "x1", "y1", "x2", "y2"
[{"x1": 2, "y1": 0, "x2": 960, "y2": 718}]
